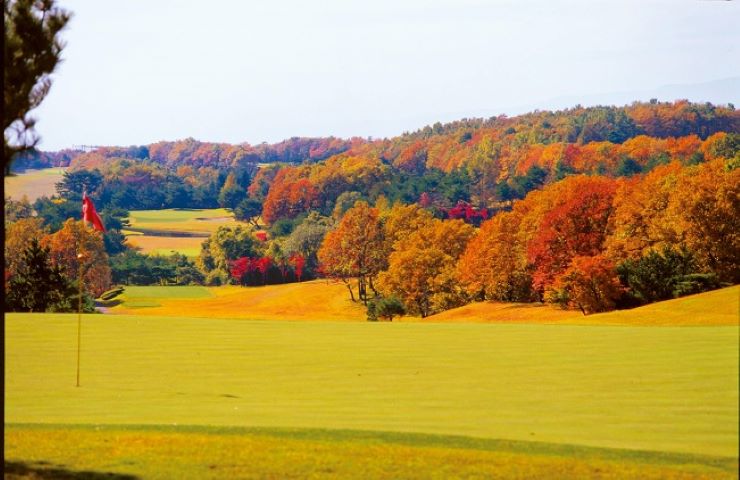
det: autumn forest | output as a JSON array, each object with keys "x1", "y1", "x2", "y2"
[{"x1": 5, "y1": 100, "x2": 739, "y2": 318}]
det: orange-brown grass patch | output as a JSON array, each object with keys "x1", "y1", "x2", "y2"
[
  {"x1": 5, "y1": 425, "x2": 737, "y2": 480},
  {"x1": 4, "y1": 167, "x2": 67, "y2": 201},
  {"x1": 124, "y1": 234, "x2": 204, "y2": 258},
  {"x1": 112, "y1": 280, "x2": 367, "y2": 321},
  {"x1": 422, "y1": 301, "x2": 581, "y2": 323},
  {"x1": 428, "y1": 285, "x2": 739, "y2": 326}
]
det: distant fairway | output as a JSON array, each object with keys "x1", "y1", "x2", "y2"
[
  {"x1": 126, "y1": 208, "x2": 236, "y2": 235},
  {"x1": 123, "y1": 208, "x2": 242, "y2": 258},
  {"x1": 123, "y1": 233, "x2": 205, "y2": 258},
  {"x1": 4, "y1": 167, "x2": 67, "y2": 201}
]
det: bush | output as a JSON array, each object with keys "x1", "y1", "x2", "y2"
[
  {"x1": 367, "y1": 296, "x2": 406, "y2": 322},
  {"x1": 100, "y1": 287, "x2": 125, "y2": 301},
  {"x1": 269, "y1": 215, "x2": 306, "y2": 238},
  {"x1": 205, "y1": 269, "x2": 230, "y2": 286},
  {"x1": 672, "y1": 273, "x2": 722, "y2": 297},
  {"x1": 366, "y1": 301, "x2": 378, "y2": 322},
  {"x1": 617, "y1": 247, "x2": 711, "y2": 303}
]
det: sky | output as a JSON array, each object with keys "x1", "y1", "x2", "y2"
[{"x1": 33, "y1": 0, "x2": 740, "y2": 150}]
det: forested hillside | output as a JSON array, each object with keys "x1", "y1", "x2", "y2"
[{"x1": 5, "y1": 100, "x2": 739, "y2": 318}]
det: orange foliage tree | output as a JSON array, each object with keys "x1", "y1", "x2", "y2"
[
  {"x1": 605, "y1": 162, "x2": 684, "y2": 261},
  {"x1": 381, "y1": 203, "x2": 434, "y2": 252},
  {"x1": 262, "y1": 169, "x2": 319, "y2": 224},
  {"x1": 527, "y1": 176, "x2": 617, "y2": 296},
  {"x1": 545, "y1": 255, "x2": 623, "y2": 315},
  {"x1": 457, "y1": 210, "x2": 532, "y2": 302},
  {"x1": 42, "y1": 219, "x2": 111, "y2": 296},
  {"x1": 317, "y1": 201, "x2": 387, "y2": 303}
]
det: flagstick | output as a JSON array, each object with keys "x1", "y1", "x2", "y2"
[{"x1": 77, "y1": 252, "x2": 84, "y2": 387}]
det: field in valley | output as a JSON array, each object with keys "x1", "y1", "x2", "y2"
[
  {"x1": 4, "y1": 167, "x2": 67, "y2": 201},
  {"x1": 4, "y1": 286, "x2": 739, "y2": 478}
]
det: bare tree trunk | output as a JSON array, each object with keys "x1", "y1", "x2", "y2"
[
  {"x1": 358, "y1": 277, "x2": 367, "y2": 305},
  {"x1": 368, "y1": 276, "x2": 378, "y2": 297},
  {"x1": 342, "y1": 278, "x2": 356, "y2": 302}
]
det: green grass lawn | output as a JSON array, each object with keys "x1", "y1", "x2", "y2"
[
  {"x1": 105, "y1": 285, "x2": 213, "y2": 308},
  {"x1": 5, "y1": 314, "x2": 738, "y2": 462},
  {"x1": 4, "y1": 167, "x2": 67, "y2": 201}
]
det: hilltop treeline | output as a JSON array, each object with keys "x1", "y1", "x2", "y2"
[
  {"x1": 9, "y1": 136, "x2": 364, "y2": 173},
  {"x1": 70, "y1": 136, "x2": 366, "y2": 171},
  {"x1": 10, "y1": 148, "x2": 85, "y2": 171},
  {"x1": 13, "y1": 100, "x2": 739, "y2": 215}
]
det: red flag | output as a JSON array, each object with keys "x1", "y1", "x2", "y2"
[{"x1": 82, "y1": 193, "x2": 106, "y2": 232}]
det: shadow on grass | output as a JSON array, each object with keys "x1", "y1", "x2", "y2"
[{"x1": 4, "y1": 461, "x2": 139, "y2": 479}]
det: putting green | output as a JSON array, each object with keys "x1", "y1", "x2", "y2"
[{"x1": 5, "y1": 314, "x2": 738, "y2": 457}]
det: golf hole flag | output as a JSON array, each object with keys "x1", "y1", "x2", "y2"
[{"x1": 82, "y1": 193, "x2": 106, "y2": 232}]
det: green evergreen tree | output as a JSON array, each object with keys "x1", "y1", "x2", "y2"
[{"x1": 5, "y1": 238, "x2": 75, "y2": 312}]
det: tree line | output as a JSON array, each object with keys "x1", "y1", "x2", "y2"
[{"x1": 317, "y1": 157, "x2": 738, "y2": 318}]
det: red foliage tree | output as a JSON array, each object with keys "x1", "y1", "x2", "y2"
[
  {"x1": 255, "y1": 257, "x2": 272, "y2": 284},
  {"x1": 546, "y1": 255, "x2": 623, "y2": 314},
  {"x1": 527, "y1": 176, "x2": 617, "y2": 295},
  {"x1": 289, "y1": 253, "x2": 306, "y2": 282},
  {"x1": 229, "y1": 257, "x2": 251, "y2": 284}
]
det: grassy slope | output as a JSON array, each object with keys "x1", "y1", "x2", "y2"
[
  {"x1": 3, "y1": 167, "x2": 67, "y2": 201},
  {"x1": 431, "y1": 285, "x2": 740, "y2": 326},
  {"x1": 111, "y1": 281, "x2": 367, "y2": 320},
  {"x1": 109, "y1": 282, "x2": 739, "y2": 326},
  {"x1": 5, "y1": 314, "x2": 738, "y2": 457},
  {"x1": 5, "y1": 425, "x2": 737, "y2": 479}
]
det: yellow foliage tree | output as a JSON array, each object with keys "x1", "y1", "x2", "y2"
[
  {"x1": 667, "y1": 159, "x2": 740, "y2": 282},
  {"x1": 5, "y1": 217, "x2": 48, "y2": 277},
  {"x1": 605, "y1": 162, "x2": 684, "y2": 261},
  {"x1": 378, "y1": 219, "x2": 474, "y2": 317},
  {"x1": 317, "y1": 201, "x2": 387, "y2": 303}
]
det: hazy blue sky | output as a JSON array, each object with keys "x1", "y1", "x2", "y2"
[{"x1": 34, "y1": 0, "x2": 740, "y2": 150}]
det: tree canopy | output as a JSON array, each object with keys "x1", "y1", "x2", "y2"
[{"x1": 4, "y1": 0, "x2": 70, "y2": 174}]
